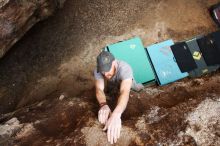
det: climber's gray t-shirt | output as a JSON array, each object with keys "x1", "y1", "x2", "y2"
[{"x1": 94, "y1": 60, "x2": 134, "y2": 85}]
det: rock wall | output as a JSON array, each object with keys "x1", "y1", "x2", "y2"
[
  {"x1": 0, "y1": 0, "x2": 65, "y2": 58},
  {"x1": 0, "y1": 0, "x2": 220, "y2": 116}
]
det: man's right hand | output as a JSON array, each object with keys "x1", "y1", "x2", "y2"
[{"x1": 98, "y1": 105, "x2": 111, "y2": 124}]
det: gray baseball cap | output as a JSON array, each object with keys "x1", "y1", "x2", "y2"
[{"x1": 97, "y1": 51, "x2": 115, "y2": 73}]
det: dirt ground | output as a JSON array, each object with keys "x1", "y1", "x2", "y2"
[
  {"x1": 0, "y1": 0, "x2": 220, "y2": 145},
  {"x1": 1, "y1": 74, "x2": 220, "y2": 145}
]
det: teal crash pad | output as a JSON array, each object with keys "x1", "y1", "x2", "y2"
[
  {"x1": 106, "y1": 37, "x2": 155, "y2": 84},
  {"x1": 146, "y1": 40, "x2": 188, "y2": 85}
]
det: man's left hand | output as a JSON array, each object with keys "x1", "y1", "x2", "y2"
[{"x1": 103, "y1": 113, "x2": 121, "y2": 144}]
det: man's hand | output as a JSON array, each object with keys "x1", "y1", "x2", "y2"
[
  {"x1": 98, "y1": 105, "x2": 111, "y2": 124},
  {"x1": 103, "y1": 113, "x2": 121, "y2": 144}
]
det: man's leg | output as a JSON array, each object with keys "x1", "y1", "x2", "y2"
[{"x1": 131, "y1": 79, "x2": 144, "y2": 92}]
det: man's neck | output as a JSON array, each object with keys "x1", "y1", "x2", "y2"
[{"x1": 113, "y1": 60, "x2": 118, "y2": 76}]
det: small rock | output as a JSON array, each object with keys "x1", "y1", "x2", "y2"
[
  {"x1": 6, "y1": 117, "x2": 19, "y2": 125},
  {"x1": 68, "y1": 101, "x2": 74, "y2": 106},
  {"x1": 0, "y1": 117, "x2": 22, "y2": 139},
  {"x1": 59, "y1": 94, "x2": 65, "y2": 101},
  {"x1": 37, "y1": 101, "x2": 44, "y2": 107},
  {"x1": 34, "y1": 120, "x2": 40, "y2": 124},
  {"x1": 46, "y1": 138, "x2": 53, "y2": 143}
]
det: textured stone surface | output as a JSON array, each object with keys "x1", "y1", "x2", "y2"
[
  {"x1": 0, "y1": 0, "x2": 65, "y2": 58},
  {"x1": 1, "y1": 74, "x2": 220, "y2": 145},
  {"x1": 0, "y1": 0, "x2": 220, "y2": 145},
  {"x1": 1, "y1": 0, "x2": 220, "y2": 115}
]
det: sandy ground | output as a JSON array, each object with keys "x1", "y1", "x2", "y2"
[{"x1": 0, "y1": 0, "x2": 220, "y2": 145}]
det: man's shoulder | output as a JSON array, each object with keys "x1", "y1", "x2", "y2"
[
  {"x1": 116, "y1": 60, "x2": 131, "y2": 68},
  {"x1": 116, "y1": 60, "x2": 133, "y2": 80},
  {"x1": 116, "y1": 60, "x2": 131, "y2": 69},
  {"x1": 116, "y1": 60, "x2": 133, "y2": 74}
]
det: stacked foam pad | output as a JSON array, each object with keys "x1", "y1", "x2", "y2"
[
  {"x1": 170, "y1": 30, "x2": 220, "y2": 79},
  {"x1": 104, "y1": 2, "x2": 220, "y2": 86},
  {"x1": 105, "y1": 30, "x2": 220, "y2": 86},
  {"x1": 146, "y1": 40, "x2": 188, "y2": 85}
]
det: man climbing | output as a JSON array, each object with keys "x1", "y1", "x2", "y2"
[{"x1": 94, "y1": 51, "x2": 144, "y2": 144}]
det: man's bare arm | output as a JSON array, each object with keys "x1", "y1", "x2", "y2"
[
  {"x1": 95, "y1": 79, "x2": 106, "y2": 105},
  {"x1": 103, "y1": 78, "x2": 132, "y2": 144},
  {"x1": 112, "y1": 78, "x2": 132, "y2": 116},
  {"x1": 95, "y1": 79, "x2": 111, "y2": 124}
]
